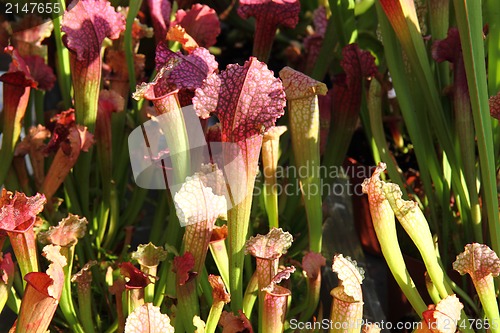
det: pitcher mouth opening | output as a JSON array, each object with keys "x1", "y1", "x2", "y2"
[
  {"x1": 143, "y1": 84, "x2": 180, "y2": 103},
  {"x1": 264, "y1": 285, "x2": 291, "y2": 297},
  {"x1": 3, "y1": 216, "x2": 36, "y2": 234},
  {"x1": 153, "y1": 87, "x2": 181, "y2": 102}
]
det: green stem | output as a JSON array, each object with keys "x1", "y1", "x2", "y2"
[
  {"x1": 453, "y1": 0, "x2": 500, "y2": 254},
  {"x1": 164, "y1": 195, "x2": 183, "y2": 249},
  {"x1": 288, "y1": 97, "x2": 323, "y2": 253},
  {"x1": 59, "y1": 247, "x2": 85, "y2": 333},
  {"x1": 263, "y1": 184, "x2": 279, "y2": 229},
  {"x1": 175, "y1": 280, "x2": 199, "y2": 333},
  {"x1": 486, "y1": 0, "x2": 500, "y2": 92},
  {"x1": 242, "y1": 272, "x2": 258, "y2": 319},
  {"x1": 200, "y1": 267, "x2": 213, "y2": 305},
  {"x1": 96, "y1": 201, "x2": 109, "y2": 251},
  {"x1": 209, "y1": 238, "x2": 230, "y2": 292},
  {"x1": 311, "y1": 16, "x2": 337, "y2": 80},
  {"x1": 228, "y1": 194, "x2": 253, "y2": 312},
  {"x1": 474, "y1": 277, "x2": 500, "y2": 333},
  {"x1": 95, "y1": 105, "x2": 114, "y2": 249},
  {"x1": 0, "y1": 286, "x2": 7, "y2": 314},
  {"x1": 299, "y1": 273, "x2": 321, "y2": 321},
  {"x1": 141, "y1": 266, "x2": 157, "y2": 304},
  {"x1": 125, "y1": 0, "x2": 142, "y2": 116},
  {"x1": 454, "y1": 68, "x2": 483, "y2": 243},
  {"x1": 425, "y1": 275, "x2": 441, "y2": 305},
  {"x1": 102, "y1": 182, "x2": 119, "y2": 249},
  {"x1": 367, "y1": 79, "x2": 408, "y2": 195},
  {"x1": 23, "y1": 94, "x2": 33, "y2": 137},
  {"x1": 261, "y1": 128, "x2": 286, "y2": 229},
  {"x1": 70, "y1": 52, "x2": 100, "y2": 135},
  {"x1": 485, "y1": 0, "x2": 500, "y2": 158},
  {"x1": 33, "y1": 90, "x2": 44, "y2": 126},
  {"x1": 205, "y1": 299, "x2": 225, "y2": 333},
  {"x1": 154, "y1": 256, "x2": 175, "y2": 307},
  {"x1": 76, "y1": 283, "x2": 95, "y2": 333},
  {"x1": 153, "y1": 266, "x2": 167, "y2": 307},
  {"x1": 52, "y1": 0, "x2": 71, "y2": 109},
  {"x1": 70, "y1": 47, "x2": 103, "y2": 219},
  {"x1": 64, "y1": 174, "x2": 83, "y2": 216},
  {"x1": 6, "y1": 286, "x2": 21, "y2": 314},
  {"x1": 13, "y1": 268, "x2": 23, "y2": 298},
  {"x1": 328, "y1": 0, "x2": 355, "y2": 46}
]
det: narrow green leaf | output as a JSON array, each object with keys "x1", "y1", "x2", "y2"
[{"x1": 453, "y1": 0, "x2": 500, "y2": 253}]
